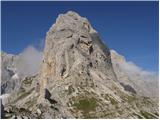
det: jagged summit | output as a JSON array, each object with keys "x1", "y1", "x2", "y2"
[
  {"x1": 2, "y1": 11, "x2": 159, "y2": 119},
  {"x1": 39, "y1": 11, "x2": 117, "y2": 101},
  {"x1": 48, "y1": 11, "x2": 96, "y2": 35}
]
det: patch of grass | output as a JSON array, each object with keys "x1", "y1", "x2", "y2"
[
  {"x1": 140, "y1": 110, "x2": 157, "y2": 119},
  {"x1": 132, "y1": 112, "x2": 144, "y2": 119},
  {"x1": 73, "y1": 97, "x2": 97, "y2": 112},
  {"x1": 110, "y1": 97, "x2": 118, "y2": 105},
  {"x1": 73, "y1": 97, "x2": 97, "y2": 118},
  {"x1": 126, "y1": 95, "x2": 136, "y2": 103},
  {"x1": 22, "y1": 78, "x2": 32, "y2": 85}
]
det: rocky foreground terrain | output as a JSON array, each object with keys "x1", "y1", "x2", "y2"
[{"x1": 1, "y1": 11, "x2": 159, "y2": 119}]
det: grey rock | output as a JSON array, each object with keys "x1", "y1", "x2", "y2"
[
  {"x1": 1, "y1": 52, "x2": 20, "y2": 94},
  {"x1": 36, "y1": 109, "x2": 41, "y2": 115}
]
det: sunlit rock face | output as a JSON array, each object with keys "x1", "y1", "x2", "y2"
[{"x1": 39, "y1": 11, "x2": 118, "y2": 99}]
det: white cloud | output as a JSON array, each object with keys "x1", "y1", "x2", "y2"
[
  {"x1": 111, "y1": 49, "x2": 158, "y2": 81},
  {"x1": 16, "y1": 46, "x2": 43, "y2": 76},
  {"x1": 121, "y1": 61, "x2": 156, "y2": 76},
  {"x1": 111, "y1": 49, "x2": 158, "y2": 97}
]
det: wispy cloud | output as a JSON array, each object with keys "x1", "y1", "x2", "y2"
[
  {"x1": 111, "y1": 49, "x2": 158, "y2": 97},
  {"x1": 16, "y1": 46, "x2": 43, "y2": 76},
  {"x1": 111, "y1": 50, "x2": 158, "y2": 81}
]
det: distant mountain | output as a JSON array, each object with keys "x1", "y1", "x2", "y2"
[
  {"x1": 111, "y1": 50, "x2": 159, "y2": 99},
  {"x1": 1, "y1": 52, "x2": 21, "y2": 94},
  {"x1": 1, "y1": 48, "x2": 42, "y2": 94},
  {"x1": 1, "y1": 11, "x2": 159, "y2": 119}
]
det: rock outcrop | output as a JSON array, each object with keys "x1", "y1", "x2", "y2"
[
  {"x1": 39, "y1": 10, "x2": 118, "y2": 101},
  {"x1": 2, "y1": 11, "x2": 159, "y2": 119}
]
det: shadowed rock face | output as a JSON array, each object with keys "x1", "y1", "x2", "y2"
[
  {"x1": 2, "y1": 11, "x2": 159, "y2": 119},
  {"x1": 120, "y1": 82, "x2": 137, "y2": 94}
]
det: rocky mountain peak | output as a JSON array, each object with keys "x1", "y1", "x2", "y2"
[
  {"x1": 39, "y1": 11, "x2": 117, "y2": 101},
  {"x1": 2, "y1": 11, "x2": 159, "y2": 119},
  {"x1": 48, "y1": 11, "x2": 95, "y2": 36}
]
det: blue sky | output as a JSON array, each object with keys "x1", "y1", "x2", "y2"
[{"x1": 1, "y1": 1, "x2": 158, "y2": 72}]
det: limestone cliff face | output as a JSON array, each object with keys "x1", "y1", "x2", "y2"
[{"x1": 39, "y1": 11, "x2": 117, "y2": 99}]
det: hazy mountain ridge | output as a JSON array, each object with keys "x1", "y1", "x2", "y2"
[
  {"x1": 1, "y1": 47, "x2": 42, "y2": 94},
  {"x1": 1, "y1": 11, "x2": 159, "y2": 119},
  {"x1": 111, "y1": 50, "x2": 159, "y2": 98},
  {"x1": 1, "y1": 52, "x2": 20, "y2": 94}
]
